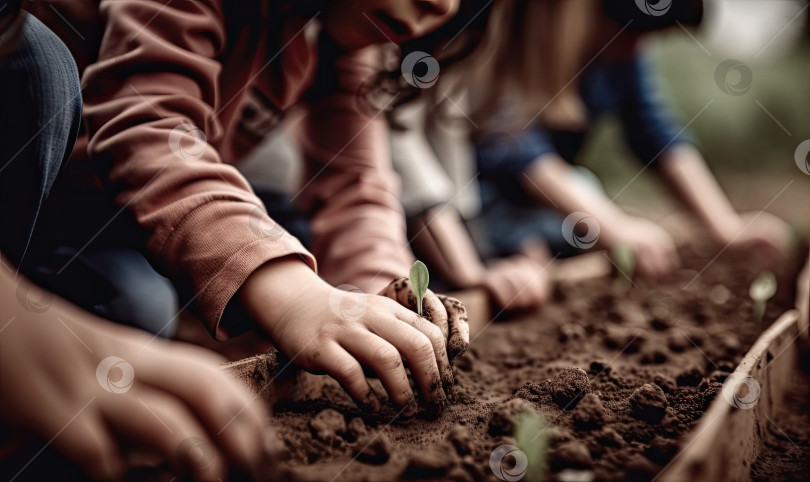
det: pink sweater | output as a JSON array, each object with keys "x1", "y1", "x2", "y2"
[{"x1": 31, "y1": 0, "x2": 414, "y2": 339}]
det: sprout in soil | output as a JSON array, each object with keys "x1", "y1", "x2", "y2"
[
  {"x1": 749, "y1": 271, "x2": 777, "y2": 324},
  {"x1": 514, "y1": 411, "x2": 550, "y2": 482},
  {"x1": 611, "y1": 243, "x2": 636, "y2": 287},
  {"x1": 409, "y1": 260, "x2": 429, "y2": 317}
]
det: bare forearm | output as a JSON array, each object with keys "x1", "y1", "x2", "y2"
[
  {"x1": 408, "y1": 208, "x2": 486, "y2": 289},
  {"x1": 521, "y1": 154, "x2": 628, "y2": 244},
  {"x1": 657, "y1": 145, "x2": 742, "y2": 242}
]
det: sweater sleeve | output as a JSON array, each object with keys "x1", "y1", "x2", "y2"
[
  {"x1": 296, "y1": 46, "x2": 413, "y2": 293},
  {"x1": 82, "y1": 0, "x2": 315, "y2": 339}
]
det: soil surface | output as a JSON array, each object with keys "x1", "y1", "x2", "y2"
[{"x1": 267, "y1": 243, "x2": 801, "y2": 482}]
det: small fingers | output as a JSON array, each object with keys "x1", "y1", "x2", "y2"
[
  {"x1": 385, "y1": 310, "x2": 453, "y2": 399},
  {"x1": 436, "y1": 294, "x2": 469, "y2": 362},
  {"x1": 317, "y1": 342, "x2": 388, "y2": 414},
  {"x1": 100, "y1": 389, "x2": 227, "y2": 481},
  {"x1": 339, "y1": 332, "x2": 418, "y2": 415},
  {"x1": 139, "y1": 345, "x2": 271, "y2": 477},
  {"x1": 51, "y1": 410, "x2": 123, "y2": 481}
]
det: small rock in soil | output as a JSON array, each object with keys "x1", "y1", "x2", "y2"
[
  {"x1": 309, "y1": 409, "x2": 346, "y2": 445},
  {"x1": 353, "y1": 433, "x2": 392, "y2": 465},
  {"x1": 629, "y1": 384, "x2": 668, "y2": 424},
  {"x1": 550, "y1": 441, "x2": 593, "y2": 472},
  {"x1": 550, "y1": 367, "x2": 591, "y2": 409},
  {"x1": 572, "y1": 393, "x2": 605, "y2": 430},
  {"x1": 489, "y1": 398, "x2": 537, "y2": 436}
]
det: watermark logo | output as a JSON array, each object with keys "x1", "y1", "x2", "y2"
[
  {"x1": 177, "y1": 437, "x2": 215, "y2": 472},
  {"x1": 328, "y1": 284, "x2": 368, "y2": 322},
  {"x1": 401, "y1": 51, "x2": 440, "y2": 89},
  {"x1": 721, "y1": 372, "x2": 761, "y2": 409},
  {"x1": 168, "y1": 123, "x2": 208, "y2": 161},
  {"x1": 714, "y1": 59, "x2": 753, "y2": 96},
  {"x1": 16, "y1": 281, "x2": 54, "y2": 313},
  {"x1": 794, "y1": 139, "x2": 810, "y2": 175},
  {"x1": 96, "y1": 356, "x2": 135, "y2": 394},
  {"x1": 249, "y1": 206, "x2": 286, "y2": 241},
  {"x1": 490, "y1": 444, "x2": 528, "y2": 482},
  {"x1": 635, "y1": 0, "x2": 672, "y2": 16},
  {"x1": 561, "y1": 212, "x2": 601, "y2": 249}
]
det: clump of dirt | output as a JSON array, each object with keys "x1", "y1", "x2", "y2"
[{"x1": 265, "y1": 244, "x2": 800, "y2": 482}]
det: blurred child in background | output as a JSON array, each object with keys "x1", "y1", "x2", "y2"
[{"x1": 474, "y1": 0, "x2": 794, "y2": 276}]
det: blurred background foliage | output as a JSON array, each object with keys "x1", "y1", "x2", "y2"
[{"x1": 578, "y1": 0, "x2": 810, "y2": 232}]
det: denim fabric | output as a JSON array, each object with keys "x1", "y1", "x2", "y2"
[
  {"x1": 476, "y1": 53, "x2": 690, "y2": 191},
  {"x1": 0, "y1": 13, "x2": 81, "y2": 269},
  {"x1": 474, "y1": 52, "x2": 691, "y2": 256},
  {"x1": 0, "y1": 15, "x2": 181, "y2": 336}
]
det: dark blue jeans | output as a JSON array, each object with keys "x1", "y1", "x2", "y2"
[
  {"x1": 0, "y1": 14, "x2": 179, "y2": 336},
  {"x1": 0, "y1": 13, "x2": 80, "y2": 270}
]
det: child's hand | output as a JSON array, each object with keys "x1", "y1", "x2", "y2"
[
  {"x1": 378, "y1": 277, "x2": 469, "y2": 362},
  {"x1": 604, "y1": 216, "x2": 680, "y2": 278},
  {"x1": 0, "y1": 286, "x2": 275, "y2": 481},
  {"x1": 721, "y1": 211, "x2": 793, "y2": 266},
  {"x1": 482, "y1": 254, "x2": 551, "y2": 312},
  {"x1": 240, "y1": 260, "x2": 460, "y2": 416}
]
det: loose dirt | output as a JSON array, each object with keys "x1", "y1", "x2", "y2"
[{"x1": 267, "y1": 243, "x2": 801, "y2": 482}]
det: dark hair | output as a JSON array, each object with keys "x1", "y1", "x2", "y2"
[{"x1": 603, "y1": 0, "x2": 703, "y2": 31}]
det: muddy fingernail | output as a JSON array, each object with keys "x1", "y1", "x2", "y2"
[
  {"x1": 402, "y1": 398, "x2": 418, "y2": 417},
  {"x1": 359, "y1": 391, "x2": 381, "y2": 413}
]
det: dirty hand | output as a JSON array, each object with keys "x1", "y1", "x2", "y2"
[
  {"x1": 483, "y1": 254, "x2": 551, "y2": 312},
  {"x1": 241, "y1": 259, "x2": 457, "y2": 416},
  {"x1": 604, "y1": 215, "x2": 680, "y2": 278},
  {"x1": 720, "y1": 211, "x2": 793, "y2": 266},
  {"x1": 378, "y1": 277, "x2": 470, "y2": 362},
  {"x1": 1, "y1": 279, "x2": 275, "y2": 481}
]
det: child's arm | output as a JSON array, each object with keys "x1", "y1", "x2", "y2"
[
  {"x1": 0, "y1": 264, "x2": 275, "y2": 480},
  {"x1": 523, "y1": 154, "x2": 679, "y2": 277},
  {"x1": 81, "y1": 2, "x2": 464, "y2": 411},
  {"x1": 296, "y1": 46, "x2": 414, "y2": 293},
  {"x1": 658, "y1": 145, "x2": 792, "y2": 263},
  {"x1": 621, "y1": 53, "x2": 792, "y2": 263}
]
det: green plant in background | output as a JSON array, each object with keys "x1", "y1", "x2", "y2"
[
  {"x1": 409, "y1": 260, "x2": 429, "y2": 317},
  {"x1": 611, "y1": 243, "x2": 636, "y2": 287},
  {"x1": 749, "y1": 271, "x2": 777, "y2": 323},
  {"x1": 514, "y1": 411, "x2": 550, "y2": 482}
]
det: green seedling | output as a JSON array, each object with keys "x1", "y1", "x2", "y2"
[
  {"x1": 611, "y1": 243, "x2": 636, "y2": 288},
  {"x1": 514, "y1": 411, "x2": 550, "y2": 482},
  {"x1": 409, "y1": 260, "x2": 429, "y2": 317},
  {"x1": 749, "y1": 271, "x2": 777, "y2": 323}
]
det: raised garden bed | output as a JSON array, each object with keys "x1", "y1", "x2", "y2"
[{"x1": 225, "y1": 242, "x2": 805, "y2": 482}]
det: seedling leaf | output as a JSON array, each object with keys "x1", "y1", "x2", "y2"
[
  {"x1": 749, "y1": 271, "x2": 777, "y2": 301},
  {"x1": 611, "y1": 243, "x2": 636, "y2": 286},
  {"x1": 749, "y1": 271, "x2": 777, "y2": 323},
  {"x1": 409, "y1": 260, "x2": 429, "y2": 317},
  {"x1": 514, "y1": 410, "x2": 549, "y2": 482}
]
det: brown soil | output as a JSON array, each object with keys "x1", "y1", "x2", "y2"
[{"x1": 267, "y1": 243, "x2": 801, "y2": 482}]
